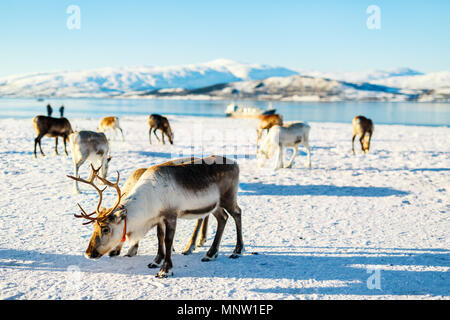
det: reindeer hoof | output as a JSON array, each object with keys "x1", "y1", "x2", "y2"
[
  {"x1": 197, "y1": 240, "x2": 207, "y2": 248},
  {"x1": 182, "y1": 248, "x2": 194, "y2": 255},
  {"x1": 109, "y1": 250, "x2": 121, "y2": 257},
  {"x1": 148, "y1": 261, "x2": 162, "y2": 269},
  {"x1": 201, "y1": 253, "x2": 218, "y2": 262},
  {"x1": 156, "y1": 269, "x2": 173, "y2": 278},
  {"x1": 229, "y1": 254, "x2": 240, "y2": 259}
]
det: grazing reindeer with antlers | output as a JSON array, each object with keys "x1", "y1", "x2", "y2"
[
  {"x1": 68, "y1": 131, "x2": 111, "y2": 193},
  {"x1": 68, "y1": 155, "x2": 244, "y2": 278},
  {"x1": 98, "y1": 116, "x2": 125, "y2": 141},
  {"x1": 352, "y1": 115, "x2": 374, "y2": 154},
  {"x1": 32, "y1": 115, "x2": 73, "y2": 158},
  {"x1": 148, "y1": 114, "x2": 174, "y2": 145},
  {"x1": 256, "y1": 114, "x2": 283, "y2": 149}
]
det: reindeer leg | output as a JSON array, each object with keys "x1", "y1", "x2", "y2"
[
  {"x1": 34, "y1": 137, "x2": 39, "y2": 158},
  {"x1": 182, "y1": 218, "x2": 203, "y2": 255},
  {"x1": 73, "y1": 159, "x2": 85, "y2": 193},
  {"x1": 161, "y1": 130, "x2": 166, "y2": 145},
  {"x1": 227, "y1": 205, "x2": 244, "y2": 259},
  {"x1": 125, "y1": 242, "x2": 139, "y2": 257},
  {"x1": 304, "y1": 140, "x2": 312, "y2": 168},
  {"x1": 366, "y1": 132, "x2": 372, "y2": 154},
  {"x1": 109, "y1": 242, "x2": 124, "y2": 257},
  {"x1": 38, "y1": 137, "x2": 45, "y2": 156},
  {"x1": 156, "y1": 217, "x2": 177, "y2": 278},
  {"x1": 274, "y1": 145, "x2": 283, "y2": 170},
  {"x1": 256, "y1": 129, "x2": 262, "y2": 150},
  {"x1": 285, "y1": 146, "x2": 298, "y2": 168},
  {"x1": 202, "y1": 207, "x2": 228, "y2": 262},
  {"x1": 359, "y1": 136, "x2": 365, "y2": 153},
  {"x1": 119, "y1": 127, "x2": 124, "y2": 141},
  {"x1": 100, "y1": 156, "x2": 108, "y2": 179},
  {"x1": 352, "y1": 134, "x2": 357, "y2": 155},
  {"x1": 149, "y1": 129, "x2": 152, "y2": 144},
  {"x1": 63, "y1": 135, "x2": 69, "y2": 156},
  {"x1": 153, "y1": 129, "x2": 160, "y2": 142},
  {"x1": 34, "y1": 134, "x2": 45, "y2": 157},
  {"x1": 54, "y1": 137, "x2": 59, "y2": 155},
  {"x1": 197, "y1": 216, "x2": 209, "y2": 247},
  {"x1": 148, "y1": 223, "x2": 166, "y2": 268}
]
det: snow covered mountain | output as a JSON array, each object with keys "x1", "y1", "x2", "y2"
[
  {"x1": 0, "y1": 59, "x2": 448, "y2": 101},
  {"x1": 0, "y1": 59, "x2": 298, "y2": 98},
  {"x1": 141, "y1": 74, "x2": 432, "y2": 102},
  {"x1": 300, "y1": 68, "x2": 424, "y2": 83}
]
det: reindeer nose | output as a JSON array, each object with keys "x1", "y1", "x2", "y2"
[{"x1": 86, "y1": 249, "x2": 101, "y2": 260}]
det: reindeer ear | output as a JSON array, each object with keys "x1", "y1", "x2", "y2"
[{"x1": 111, "y1": 207, "x2": 127, "y2": 223}]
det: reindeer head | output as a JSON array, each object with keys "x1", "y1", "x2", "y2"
[
  {"x1": 362, "y1": 134, "x2": 371, "y2": 153},
  {"x1": 68, "y1": 165, "x2": 126, "y2": 260},
  {"x1": 165, "y1": 123, "x2": 174, "y2": 145}
]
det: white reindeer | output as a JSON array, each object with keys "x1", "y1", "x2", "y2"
[
  {"x1": 257, "y1": 122, "x2": 311, "y2": 170},
  {"x1": 69, "y1": 131, "x2": 111, "y2": 193},
  {"x1": 67, "y1": 156, "x2": 244, "y2": 278}
]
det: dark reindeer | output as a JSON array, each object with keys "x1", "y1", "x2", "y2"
[
  {"x1": 352, "y1": 115, "x2": 374, "y2": 154},
  {"x1": 33, "y1": 116, "x2": 73, "y2": 158},
  {"x1": 148, "y1": 114, "x2": 174, "y2": 145},
  {"x1": 67, "y1": 156, "x2": 244, "y2": 278}
]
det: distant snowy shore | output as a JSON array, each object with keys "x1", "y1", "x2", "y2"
[{"x1": 0, "y1": 115, "x2": 449, "y2": 299}]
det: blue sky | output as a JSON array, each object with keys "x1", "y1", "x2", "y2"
[{"x1": 0, "y1": 0, "x2": 449, "y2": 77}]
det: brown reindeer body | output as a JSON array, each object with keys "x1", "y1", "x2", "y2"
[
  {"x1": 33, "y1": 116, "x2": 73, "y2": 158},
  {"x1": 352, "y1": 115, "x2": 374, "y2": 154},
  {"x1": 256, "y1": 114, "x2": 283, "y2": 148},
  {"x1": 148, "y1": 114, "x2": 174, "y2": 145},
  {"x1": 98, "y1": 116, "x2": 124, "y2": 141}
]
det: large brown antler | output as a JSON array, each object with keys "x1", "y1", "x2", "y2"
[
  {"x1": 95, "y1": 170, "x2": 123, "y2": 215},
  {"x1": 67, "y1": 164, "x2": 107, "y2": 225}
]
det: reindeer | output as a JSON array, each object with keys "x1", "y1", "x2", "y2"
[
  {"x1": 102, "y1": 166, "x2": 209, "y2": 258},
  {"x1": 98, "y1": 116, "x2": 124, "y2": 141},
  {"x1": 352, "y1": 115, "x2": 374, "y2": 154},
  {"x1": 148, "y1": 114, "x2": 174, "y2": 145},
  {"x1": 256, "y1": 114, "x2": 283, "y2": 149},
  {"x1": 67, "y1": 155, "x2": 244, "y2": 278},
  {"x1": 32, "y1": 116, "x2": 73, "y2": 158},
  {"x1": 68, "y1": 131, "x2": 111, "y2": 193},
  {"x1": 257, "y1": 122, "x2": 311, "y2": 170}
]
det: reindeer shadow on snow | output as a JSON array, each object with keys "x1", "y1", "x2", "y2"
[
  {"x1": 0, "y1": 246, "x2": 448, "y2": 297},
  {"x1": 238, "y1": 182, "x2": 409, "y2": 197}
]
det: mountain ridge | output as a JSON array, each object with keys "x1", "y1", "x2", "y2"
[{"x1": 0, "y1": 59, "x2": 448, "y2": 101}]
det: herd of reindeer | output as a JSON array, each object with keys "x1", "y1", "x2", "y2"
[{"x1": 31, "y1": 104, "x2": 374, "y2": 278}]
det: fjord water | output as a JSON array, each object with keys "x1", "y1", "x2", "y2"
[{"x1": 0, "y1": 98, "x2": 449, "y2": 126}]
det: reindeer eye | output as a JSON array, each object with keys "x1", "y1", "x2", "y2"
[{"x1": 102, "y1": 227, "x2": 110, "y2": 234}]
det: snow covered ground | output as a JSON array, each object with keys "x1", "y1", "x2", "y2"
[{"x1": 0, "y1": 115, "x2": 449, "y2": 300}]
